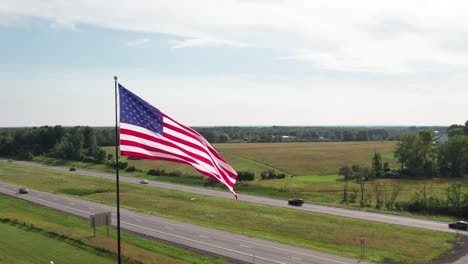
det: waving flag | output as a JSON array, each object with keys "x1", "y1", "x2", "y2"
[{"x1": 118, "y1": 84, "x2": 237, "y2": 198}]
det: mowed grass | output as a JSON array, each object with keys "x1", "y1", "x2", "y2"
[
  {"x1": 0, "y1": 194, "x2": 230, "y2": 264},
  {"x1": 0, "y1": 221, "x2": 114, "y2": 264},
  {"x1": 34, "y1": 151, "x2": 468, "y2": 221},
  {"x1": 0, "y1": 162, "x2": 457, "y2": 263},
  {"x1": 242, "y1": 176, "x2": 468, "y2": 218}
]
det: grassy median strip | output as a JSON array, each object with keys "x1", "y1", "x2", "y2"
[
  {"x1": 0, "y1": 219, "x2": 116, "y2": 264},
  {"x1": 0, "y1": 193, "x2": 230, "y2": 264},
  {"x1": 0, "y1": 162, "x2": 457, "y2": 263}
]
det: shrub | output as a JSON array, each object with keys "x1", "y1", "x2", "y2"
[
  {"x1": 382, "y1": 170, "x2": 400, "y2": 178},
  {"x1": 125, "y1": 166, "x2": 138, "y2": 172},
  {"x1": 81, "y1": 156, "x2": 95, "y2": 163},
  {"x1": 204, "y1": 177, "x2": 223, "y2": 187},
  {"x1": 106, "y1": 160, "x2": 128, "y2": 170},
  {"x1": 147, "y1": 168, "x2": 166, "y2": 176},
  {"x1": 167, "y1": 170, "x2": 182, "y2": 177},
  {"x1": 427, "y1": 196, "x2": 446, "y2": 215},
  {"x1": 349, "y1": 188, "x2": 358, "y2": 203},
  {"x1": 260, "y1": 170, "x2": 286, "y2": 180},
  {"x1": 237, "y1": 171, "x2": 255, "y2": 181}
]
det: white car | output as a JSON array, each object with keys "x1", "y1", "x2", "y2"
[{"x1": 139, "y1": 179, "x2": 149, "y2": 184}]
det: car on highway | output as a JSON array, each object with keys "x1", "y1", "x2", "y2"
[
  {"x1": 69, "y1": 167, "x2": 76, "y2": 171},
  {"x1": 449, "y1": 221, "x2": 468, "y2": 230},
  {"x1": 140, "y1": 179, "x2": 149, "y2": 184},
  {"x1": 18, "y1": 187, "x2": 29, "y2": 194},
  {"x1": 288, "y1": 198, "x2": 304, "y2": 206}
]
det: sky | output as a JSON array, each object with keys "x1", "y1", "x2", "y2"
[{"x1": 1, "y1": 0, "x2": 467, "y2": 127}]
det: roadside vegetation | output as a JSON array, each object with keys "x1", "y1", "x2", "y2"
[
  {"x1": 0, "y1": 162, "x2": 458, "y2": 263},
  {"x1": 0, "y1": 194, "x2": 230, "y2": 264},
  {"x1": 29, "y1": 135, "x2": 467, "y2": 221},
  {"x1": 0, "y1": 122, "x2": 467, "y2": 262}
]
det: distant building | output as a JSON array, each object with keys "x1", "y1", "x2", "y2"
[{"x1": 434, "y1": 131, "x2": 449, "y2": 144}]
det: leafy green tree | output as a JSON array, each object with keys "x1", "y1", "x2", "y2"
[
  {"x1": 447, "y1": 123, "x2": 465, "y2": 138},
  {"x1": 342, "y1": 130, "x2": 354, "y2": 141},
  {"x1": 356, "y1": 130, "x2": 368, "y2": 141},
  {"x1": 94, "y1": 148, "x2": 107, "y2": 164},
  {"x1": 199, "y1": 130, "x2": 216, "y2": 143},
  {"x1": 217, "y1": 133, "x2": 230, "y2": 143},
  {"x1": 358, "y1": 167, "x2": 371, "y2": 206},
  {"x1": 339, "y1": 165, "x2": 353, "y2": 203},
  {"x1": 371, "y1": 152, "x2": 383, "y2": 178},
  {"x1": 394, "y1": 135, "x2": 425, "y2": 176},
  {"x1": 418, "y1": 130, "x2": 433, "y2": 146},
  {"x1": 438, "y1": 135, "x2": 468, "y2": 177},
  {"x1": 82, "y1": 127, "x2": 97, "y2": 156},
  {"x1": 446, "y1": 182, "x2": 462, "y2": 213},
  {"x1": 418, "y1": 130, "x2": 436, "y2": 176},
  {"x1": 53, "y1": 129, "x2": 84, "y2": 160}
]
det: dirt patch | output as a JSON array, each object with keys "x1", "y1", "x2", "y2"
[
  {"x1": 382, "y1": 235, "x2": 468, "y2": 264},
  {"x1": 428, "y1": 235, "x2": 468, "y2": 264}
]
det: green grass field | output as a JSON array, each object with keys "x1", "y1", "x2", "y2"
[
  {"x1": 0, "y1": 162, "x2": 458, "y2": 263},
  {"x1": 0, "y1": 221, "x2": 114, "y2": 264},
  {"x1": 215, "y1": 141, "x2": 398, "y2": 175},
  {"x1": 103, "y1": 141, "x2": 398, "y2": 176},
  {"x1": 0, "y1": 194, "x2": 230, "y2": 264},
  {"x1": 35, "y1": 144, "x2": 468, "y2": 220}
]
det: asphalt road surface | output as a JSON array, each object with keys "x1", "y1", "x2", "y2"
[
  {"x1": 4, "y1": 159, "x2": 462, "y2": 235},
  {"x1": 0, "y1": 181, "x2": 369, "y2": 264}
]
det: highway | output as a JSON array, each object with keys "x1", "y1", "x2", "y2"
[
  {"x1": 0, "y1": 181, "x2": 369, "y2": 264},
  {"x1": 6, "y1": 159, "x2": 461, "y2": 235}
]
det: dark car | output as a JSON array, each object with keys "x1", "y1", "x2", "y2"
[
  {"x1": 449, "y1": 221, "x2": 468, "y2": 230},
  {"x1": 69, "y1": 167, "x2": 76, "y2": 171},
  {"x1": 288, "y1": 198, "x2": 304, "y2": 206},
  {"x1": 18, "y1": 187, "x2": 29, "y2": 194}
]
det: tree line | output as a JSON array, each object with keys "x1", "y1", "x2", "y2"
[
  {"x1": 338, "y1": 121, "x2": 468, "y2": 217},
  {"x1": 0, "y1": 125, "x2": 450, "y2": 157},
  {"x1": 394, "y1": 121, "x2": 468, "y2": 178},
  {"x1": 0, "y1": 126, "x2": 114, "y2": 162},
  {"x1": 195, "y1": 126, "x2": 448, "y2": 143}
]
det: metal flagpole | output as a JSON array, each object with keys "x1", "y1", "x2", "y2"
[{"x1": 114, "y1": 76, "x2": 122, "y2": 264}]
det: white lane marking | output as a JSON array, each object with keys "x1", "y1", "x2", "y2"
[
  {"x1": 290, "y1": 256, "x2": 303, "y2": 261},
  {"x1": 116, "y1": 212, "x2": 352, "y2": 264},
  {"x1": 199, "y1": 235, "x2": 209, "y2": 239},
  {"x1": 165, "y1": 226, "x2": 174, "y2": 230},
  {"x1": 121, "y1": 220, "x2": 287, "y2": 264},
  {"x1": 0, "y1": 187, "x2": 92, "y2": 216},
  {"x1": 0, "y1": 185, "x2": 352, "y2": 264},
  {"x1": 240, "y1": 244, "x2": 249, "y2": 248}
]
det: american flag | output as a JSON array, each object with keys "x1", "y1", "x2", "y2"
[{"x1": 118, "y1": 84, "x2": 237, "y2": 198}]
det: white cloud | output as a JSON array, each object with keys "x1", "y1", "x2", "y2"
[
  {"x1": 125, "y1": 38, "x2": 151, "y2": 47},
  {"x1": 170, "y1": 37, "x2": 248, "y2": 49},
  {"x1": 1, "y1": 0, "x2": 468, "y2": 73},
  {"x1": 50, "y1": 18, "x2": 79, "y2": 30}
]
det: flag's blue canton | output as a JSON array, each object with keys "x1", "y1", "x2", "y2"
[{"x1": 119, "y1": 84, "x2": 163, "y2": 135}]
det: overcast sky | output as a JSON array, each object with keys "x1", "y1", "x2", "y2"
[{"x1": 1, "y1": 0, "x2": 467, "y2": 127}]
